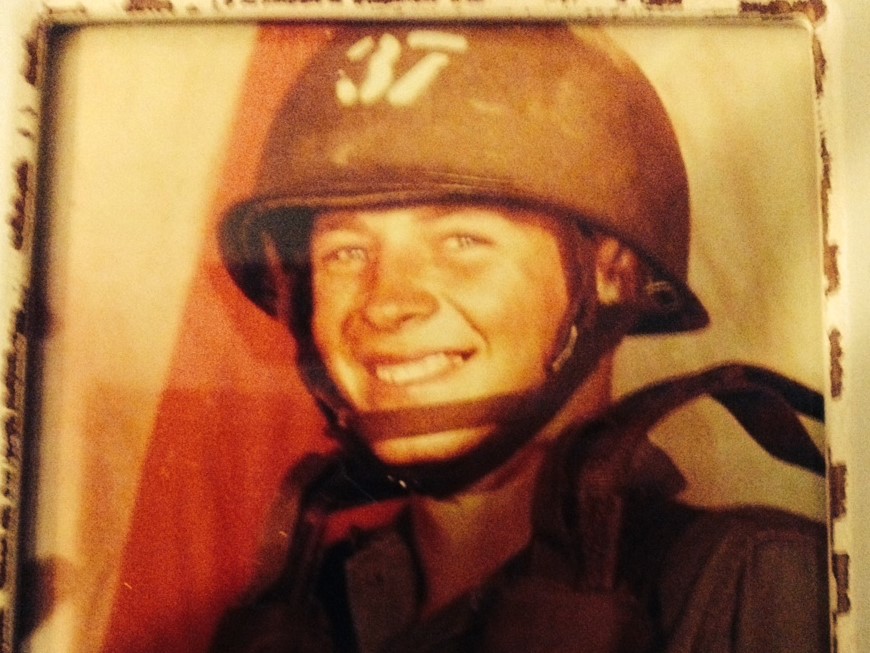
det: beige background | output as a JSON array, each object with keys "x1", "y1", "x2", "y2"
[
  {"x1": 27, "y1": 22, "x2": 825, "y2": 653},
  {"x1": 30, "y1": 24, "x2": 258, "y2": 653}
]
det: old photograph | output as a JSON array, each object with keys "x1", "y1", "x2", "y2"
[{"x1": 22, "y1": 20, "x2": 828, "y2": 653}]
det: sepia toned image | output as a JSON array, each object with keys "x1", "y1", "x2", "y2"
[{"x1": 22, "y1": 19, "x2": 828, "y2": 653}]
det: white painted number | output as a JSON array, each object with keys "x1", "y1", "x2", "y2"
[{"x1": 336, "y1": 30, "x2": 468, "y2": 108}]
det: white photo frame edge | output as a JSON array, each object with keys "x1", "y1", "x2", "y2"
[{"x1": 1, "y1": 1, "x2": 867, "y2": 652}]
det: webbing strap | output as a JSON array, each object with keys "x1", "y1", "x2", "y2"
[{"x1": 532, "y1": 363, "x2": 825, "y2": 592}]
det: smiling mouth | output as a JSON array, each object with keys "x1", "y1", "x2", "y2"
[{"x1": 373, "y1": 352, "x2": 469, "y2": 386}]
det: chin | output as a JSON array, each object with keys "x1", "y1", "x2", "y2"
[{"x1": 371, "y1": 426, "x2": 493, "y2": 466}]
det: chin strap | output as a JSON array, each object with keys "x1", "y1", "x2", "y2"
[
  {"x1": 346, "y1": 325, "x2": 582, "y2": 441},
  {"x1": 338, "y1": 306, "x2": 636, "y2": 498}
]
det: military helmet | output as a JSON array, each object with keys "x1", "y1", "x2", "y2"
[{"x1": 221, "y1": 23, "x2": 707, "y2": 335}]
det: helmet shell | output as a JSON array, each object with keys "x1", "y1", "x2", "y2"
[{"x1": 221, "y1": 24, "x2": 708, "y2": 334}]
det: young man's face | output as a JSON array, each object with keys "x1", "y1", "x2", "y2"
[{"x1": 310, "y1": 203, "x2": 570, "y2": 463}]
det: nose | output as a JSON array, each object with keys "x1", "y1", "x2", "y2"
[{"x1": 361, "y1": 250, "x2": 438, "y2": 331}]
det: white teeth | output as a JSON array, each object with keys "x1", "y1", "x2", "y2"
[{"x1": 375, "y1": 352, "x2": 464, "y2": 385}]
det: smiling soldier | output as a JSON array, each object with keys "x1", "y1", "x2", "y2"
[{"x1": 212, "y1": 24, "x2": 829, "y2": 653}]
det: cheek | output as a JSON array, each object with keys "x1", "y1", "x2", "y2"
[
  {"x1": 454, "y1": 249, "x2": 569, "y2": 364},
  {"x1": 310, "y1": 282, "x2": 369, "y2": 406},
  {"x1": 511, "y1": 277, "x2": 570, "y2": 382},
  {"x1": 503, "y1": 271, "x2": 568, "y2": 358},
  {"x1": 310, "y1": 275, "x2": 355, "y2": 366}
]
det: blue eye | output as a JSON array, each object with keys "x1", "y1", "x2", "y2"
[
  {"x1": 444, "y1": 234, "x2": 488, "y2": 251},
  {"x1": 320, "y1": 246, "x2": 368, "y2": 271},
  {"x1": 331, "y1": 247, "x2": 367, "y2": 261}
]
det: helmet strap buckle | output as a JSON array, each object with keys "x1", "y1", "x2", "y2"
[{"x1": 550, "y1": 324, "x2": 579, "y2": 374}]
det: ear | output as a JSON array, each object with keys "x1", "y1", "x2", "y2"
[{"x1": 595, "y1": 237, "x2": 641, "y2": 306}]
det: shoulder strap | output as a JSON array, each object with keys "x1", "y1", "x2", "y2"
[
  {"x1": 531, "y1": 363, "x2": 825, "y2": 592},
  {"x1": 247, "y1": 453, "x2": 408, "y2": 608}
]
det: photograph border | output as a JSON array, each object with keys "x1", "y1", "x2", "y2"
[{"x1": 1, "y1": 1, "x2": 866, "y2": 651}]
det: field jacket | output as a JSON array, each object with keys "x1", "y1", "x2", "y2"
[{"x1": 211, "y1": 364, "x2": 830, "y2": 653}]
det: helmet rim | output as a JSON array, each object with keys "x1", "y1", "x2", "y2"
[{"x1": 220, "y1": 178, "x2": 709, "y2": 335}]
